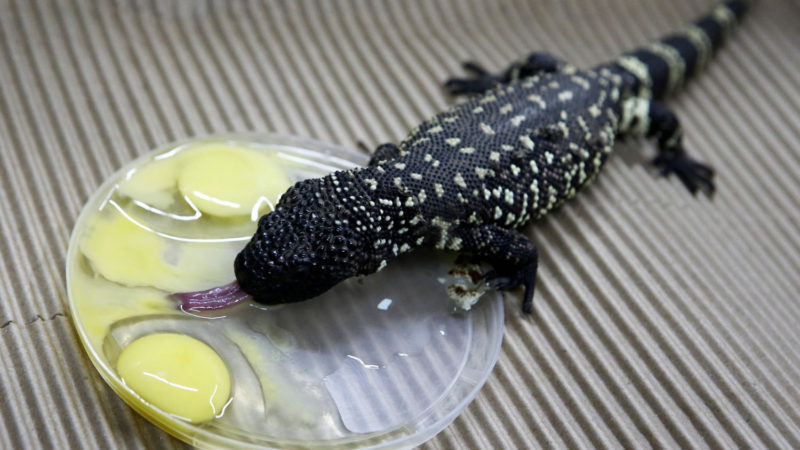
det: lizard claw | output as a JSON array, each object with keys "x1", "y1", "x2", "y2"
[{"x1": 653, "y1": 150, "x2": 715, "y2": 195}]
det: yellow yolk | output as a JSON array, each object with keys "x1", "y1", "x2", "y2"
[
  {"x1": 118, "y1": 141, "x2": 291, "y2": 218},
  {"x1": 117, "y1": 333, "x2": 231, "y2": 423},
  {"x1": 80, "y1": 210, "x2": 237, "y2": 292},
  {"x1": 80, "y1": 210, "x2": 175, "y2": 288},
  {"x1": 117, "y1": 157, "x2": 183, "y2": 210},
  {"x1": 177, "y1": 144, "x2": 290, "y2": 218}
]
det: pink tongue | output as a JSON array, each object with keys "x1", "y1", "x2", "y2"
[{"x1": 171, "y1": 281, "x2": 250, "y2": 311}]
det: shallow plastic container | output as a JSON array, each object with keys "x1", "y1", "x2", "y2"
[{"x1": 66, "y1": 133, "x2": 504, "y2": 449}]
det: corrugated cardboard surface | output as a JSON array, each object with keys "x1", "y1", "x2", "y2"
[{"x1": 2, "y1": 0, "x2": 799, "y2": 448}]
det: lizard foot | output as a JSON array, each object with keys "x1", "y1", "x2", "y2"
[
  {"x1": 445, "y1": 52, "x2": 564, "y2": 96},
  {"x1": 653, "y1": 150, "x2": 715, "y2": 195},
  {"x1": 444, "y1": 62, "x2": 502, "y2": 96},
  {"x1": 627, "y1": 100, "x2": 716, "y2": 196},
  {"x1": 455, "y1": 224, "x2": 539, "y2": 313},
  {"x1": 484, "y1": 261, "x2": 538, "y2": 314}
]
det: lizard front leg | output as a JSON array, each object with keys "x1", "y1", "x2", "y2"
[
  {"x1": 452, "y1": 224, "x2": 539, "y2": 313},
  {"x1": 367, "y1": 143, "x2": 402, "y2": 166},
  {"x1": 445, "y1": 52, "x2": 565, "y2": 96}
]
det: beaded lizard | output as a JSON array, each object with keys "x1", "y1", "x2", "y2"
[{"x1": 177, "y1": 1, "x2": 747, "y2": 313}]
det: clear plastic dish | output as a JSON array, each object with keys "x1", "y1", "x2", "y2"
[{"x1": 66, "y1": 133, "x2": 504, "y2": 449}]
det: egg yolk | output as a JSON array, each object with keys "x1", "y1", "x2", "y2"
[
  {"x1": 80, "y1": 210, "x2": 236, "y2": 293},
  {"x1": 117, "y1": 333, "x2": 231, "y2": 423},
  {"x1": 177, "y1": 145, "x2": 290, "y2": 218},
  {"x1": 117, "y1": 141, "x2": 291, "y2": 217}
]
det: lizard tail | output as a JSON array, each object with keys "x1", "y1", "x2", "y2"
[{"x1": 607, "y1": 1, "x2": 748, "y2": 100}]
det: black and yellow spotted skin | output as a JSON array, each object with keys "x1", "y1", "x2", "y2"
[
  {"x1": 394, "y1": 68, "x2": 622, "y2": 228},
  {"x1": 234, "y1": 1, "x2": 747, "y2": 313}
]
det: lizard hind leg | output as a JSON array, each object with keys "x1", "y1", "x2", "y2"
[
  {"x1": 445, "y1": 52, "x2": 565, "y2": 96},
  {"x1": 619, "y1": 97, "x2": 715, "y2": 195},
  {"x1": 648, "y1": 102, "x2": 715, "y2": 194}
]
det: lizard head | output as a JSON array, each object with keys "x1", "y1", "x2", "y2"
[{"x1": 233, "y1": 178, "x2": 369, "y2": 305}]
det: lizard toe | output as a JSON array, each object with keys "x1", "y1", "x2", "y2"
[
  {"x1": 654, "y1": 151, "x2": 716, "y2": 196},
  {"x1": 462, "y1": 61, "x2": 491, "y2": 77}
]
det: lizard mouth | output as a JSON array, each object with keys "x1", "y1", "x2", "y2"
[{"x1": 171, "y1": 281, "x2": 251, "y2": 312}]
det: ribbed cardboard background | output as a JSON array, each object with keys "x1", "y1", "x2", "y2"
[{"x1": 1, "y1": 0, "x2": 799, "y2": 448}]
